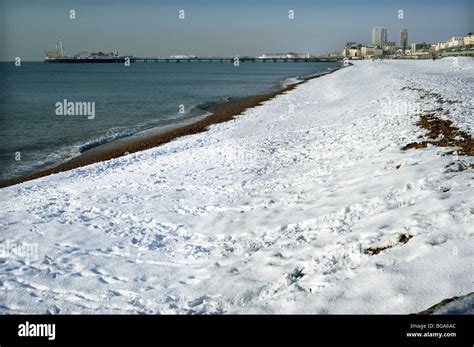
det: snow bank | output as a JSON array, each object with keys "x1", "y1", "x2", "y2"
[
  {"x1": 1, "y1": 57, "x2": 473, "y2": 314},
  {"x1": 418, "y1": 292, "x2": 473, "y2": 314}
]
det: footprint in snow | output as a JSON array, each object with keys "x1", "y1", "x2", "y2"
[{"x1": 188, "y1": 295, "x2": 210, "y2": 307}]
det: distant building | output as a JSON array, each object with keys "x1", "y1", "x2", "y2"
[
  {"x1": 361, "y1": 46, "x2": 375, "y2": 58},
  {"x1": 447, "y1": 36, "x2": 464, "y2": 48},
  {"x1": 400, "y1": 29, "x2": 408, "y2": 49},
  {"x1": 382, "y1": 42, "x2": 396, "y2": 55},
  {"x1": 258, "y1": 53, "x2": 286, "y2": 59},
  {"x1": 431, "y1": 42, "x2": 447, "y2": 51},
  {"x1": 360, "y1": 46, "x2": 383, "y2": 58},
  {"x1": 372, "y1": 27, "x2": 388, "y2": 47},
  {"x1": 373, "y1": 48, "x2": 384, "y2": 57},
  {"x1": 432, "y1": 34, "x2": 472, "y2": 52},
  {"x1": 257, "y1": 53, "x2": 311, "y2": 59},
  {"x1": 464, "y1": 33, "x2": 474, "y2": 46},
  {"x1": 169, "y1": 55, "x2": 196, "y2": 59},
  {"x1": 341, "y1": 47, "x2": 361, "y2": 58},
  {"x1": 410, "y1": 42, "x2": 431, "y2": 55}
]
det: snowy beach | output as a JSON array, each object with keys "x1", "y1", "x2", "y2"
[{"x1": 1, "y1": 58, "x2": 473, "y2": 314}]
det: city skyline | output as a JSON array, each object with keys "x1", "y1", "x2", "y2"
[{"x1": 1, "y1": 0, "x2": 473, "y2": 61}]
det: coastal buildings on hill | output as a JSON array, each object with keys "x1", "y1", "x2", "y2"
[{"x1": 342, "y1": 27, "x2": 474, "y2": 59}]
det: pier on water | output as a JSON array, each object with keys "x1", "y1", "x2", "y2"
[
  {"x1": 43, "y1": 56, "x2": 343, "y2": 64},
  {"x1": 132, "y1": 57, "x2": 341, "y2": 63}
]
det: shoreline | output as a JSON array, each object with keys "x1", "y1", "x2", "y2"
[{"x1": 0, "y1": 67, "x2": 342, "y2": 188}]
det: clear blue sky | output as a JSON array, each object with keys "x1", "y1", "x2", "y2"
[{"x1": 1, "y1": 0, "x2": 472, "y2": 60}]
